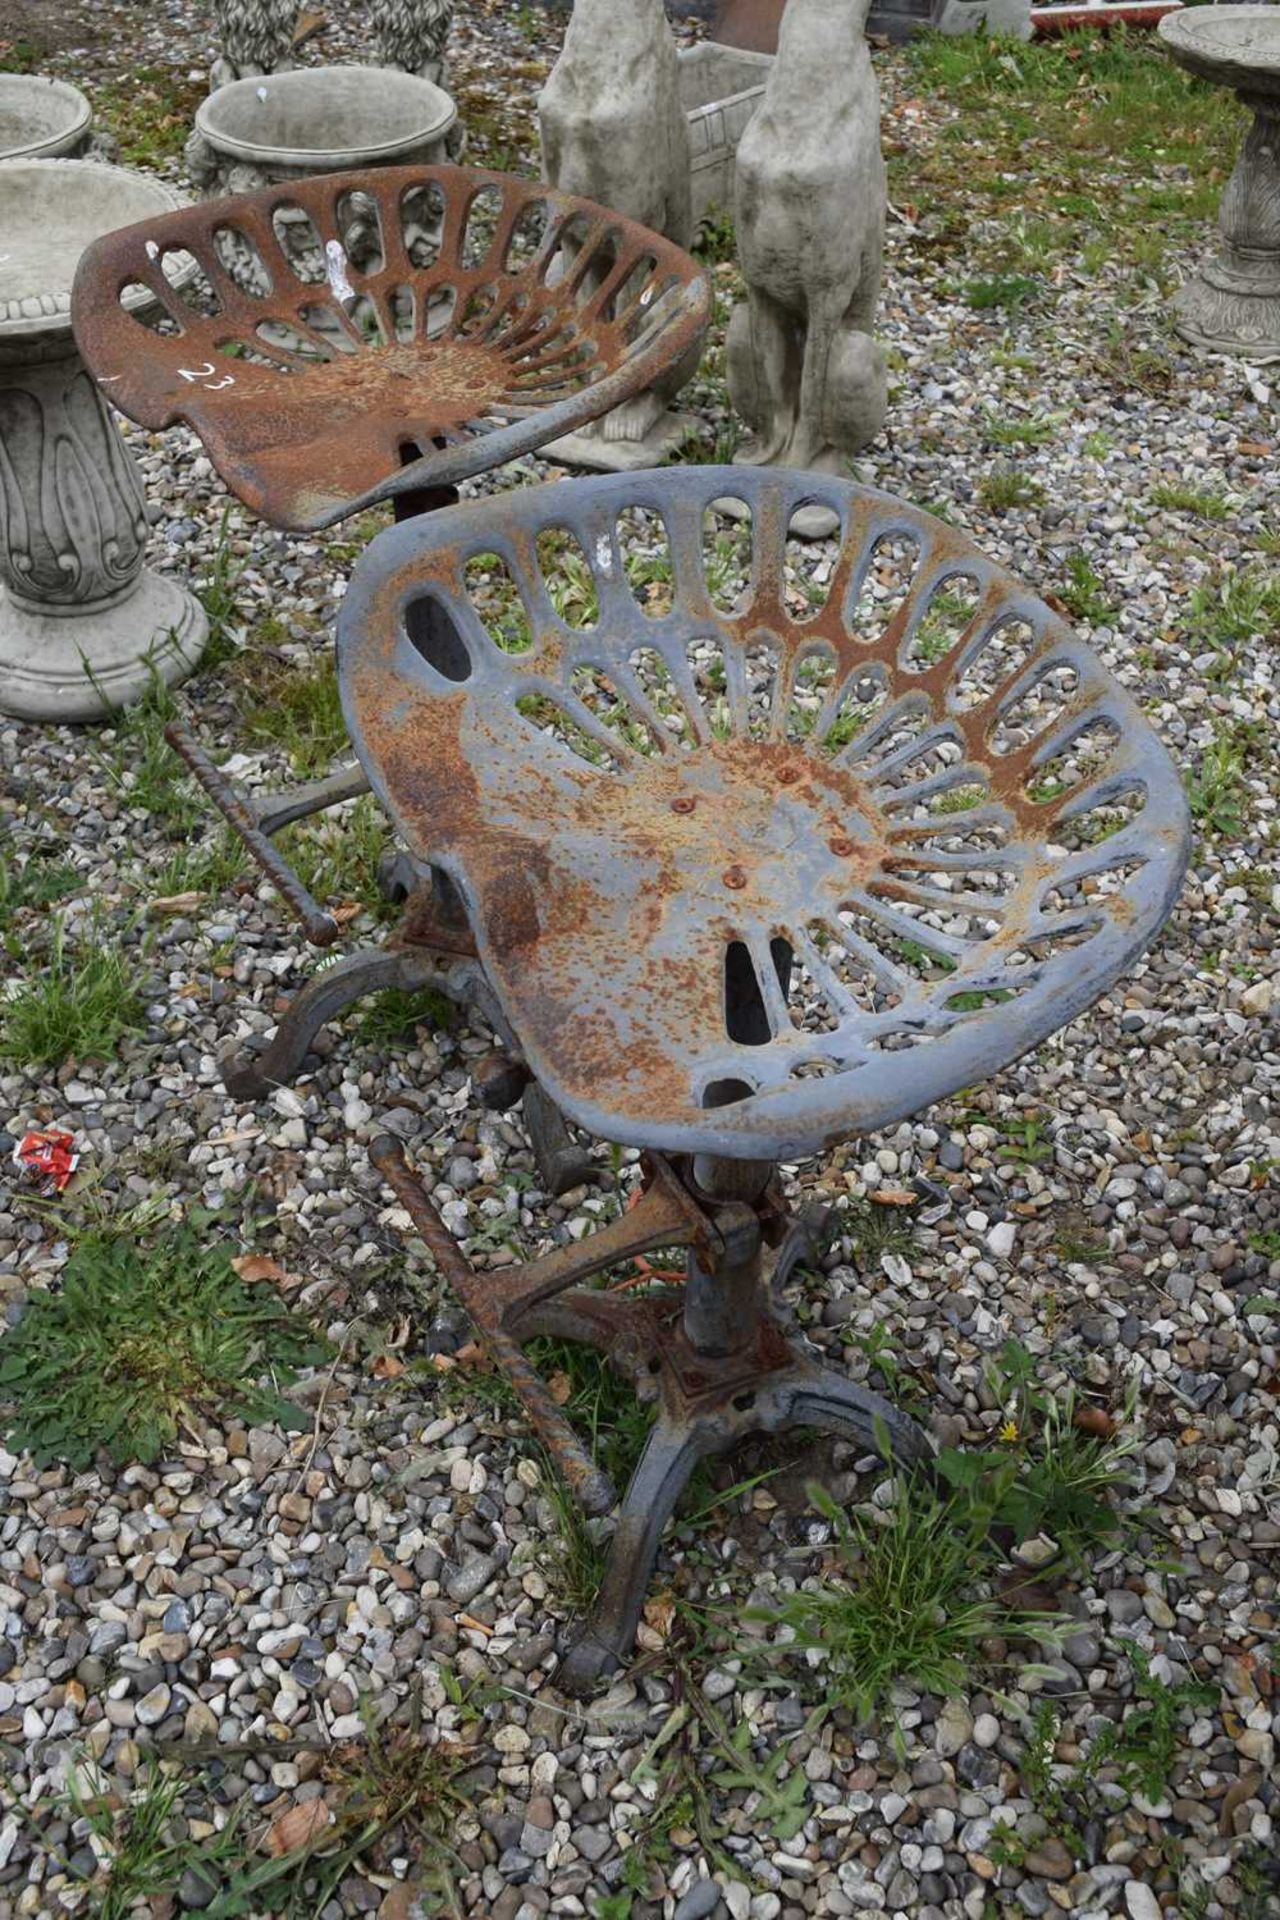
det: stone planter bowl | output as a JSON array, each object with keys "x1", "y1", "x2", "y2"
[
  {"x1": 0, "y1": 74, "x2": 93, "y2": 161},
  {"x1": 187, "y1": 64, "x2": 457, "y2": 196},
  {"x1": 677, "y1": 42, "x2": 772, "y2": 224}
]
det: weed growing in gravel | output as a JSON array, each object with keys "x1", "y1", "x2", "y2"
[
  {"x1": 152, "y1": 829, "x2": 246, "y2": 901},
  {"x1": 964, "y1": 274, "x2": 1042, "y2": 315},
  {"x1": 54, "y1": 1759, "x2": 239, "y2": 1920},
  {"x1": 355, "y1": 984, "x2": 455, "y2": 1047},
  {"x1": 195, "y1": 507, "x2": 246, "y2": 666},
  {"x1": 42, "y1": 1706, "x2": 474, "y2": 1917},
  {"x1": 977, "y1": 466, "x2": 1045, "y2": 513},
  {"x1": 939, "y1": 1381, "x2": 1139, "y2": 1564},
  {"x1": 280, "y1": 795, "x2": 395, "y2": 920},
  {"x1": 843, "y1": 1196, "x2": 915, "y2": 1268},
  {"x1": 100, "y1": 679, "x2": 202, "y2": 835},
  {"x1": 0, "y1": 1228, "x2": 327, "y2": 1468},
  {"x1": 1189, "y1": 566, "x2": 1280, "y2": 652},
  {"x1": 996, "y1": 1116, "x2": 1053, "y2": 1167},
  {"x1": 747, "y1": 1343, "x2": 1140, "y2": 1716},
  {"x1": 241, "y1": 654, "x2": 347, "y2": 778},
  {"x1": 746, "y1": 1478, "x2": 1032, "y2": 1721},
  {"x1": 1012, "y1": 1649, "x2": 1218, "y2": 1857},
  {"x1": 1187, "y1": 729, "x2": 1249, "y2": 840},
  {"x1": 1150, "y1": 481, "x2": 1231, "y2": 522},
  {"x1": 983, "y1": 409, "x2": 1067, "y2": 447},
  {"x1": 0, "y1": 913, "x2": 146, "y2": 1069},
  {"x1": 527, "y1": 1337, "x2": 657, "y2": 1609},
  {"x1": 0, "y1": 845, "x2": 78, "y2": 933},
  {"x1": 1055, "y1": 553, "x2": 1117, "y2": 627}
]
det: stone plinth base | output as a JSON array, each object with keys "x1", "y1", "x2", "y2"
[
  {"x1": 544, "y1": 412, "x2": 700, "y2": 474},
  {"x1": 0, "y1": 573, "x2": 207, "y2": 721}
]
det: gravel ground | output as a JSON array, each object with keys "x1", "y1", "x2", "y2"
[{"x1": 2, "y1": 3, "x2": 1279, "y2": 1918}]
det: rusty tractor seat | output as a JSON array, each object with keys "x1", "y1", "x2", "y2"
[
  {"x1": 71, "y1": 164, "x2": 710, "y2": 532},
  {"x1": 339, "y1": 465, "x2": 1190, "y2": 1691}
]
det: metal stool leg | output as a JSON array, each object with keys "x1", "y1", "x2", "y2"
[
  {"x1": 521, "y1": 1077, "x2": 599, "y2": 1198},
  {"x1": 221, "y1": 949, "x2": 448, "y2": 1099},
  {"x1": 557, "y1": 1414, "x2": 718, "y2": 1697},
  {"x1": 776, "y1": 1358, "x2": 933, "y2": 1465}
]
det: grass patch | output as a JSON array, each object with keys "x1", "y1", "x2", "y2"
[
  {"x1": 746, "y1": 1478, "x2": 1029, "y2": 1721},
  {"x1": 964, "y1": 274, "x2": 1042, "y2": 315},
  {"x1": 1054, "y1": 552, "x2": 1117, "y2": 627},
  {"x1": 0, "y1": 1226, "x2": 327, "y2": 1469},
  {"x1": 977, "y1": 466, "x2": 1045, "y2": 513},
  {"x1": 280, "y1": 795, "x2": 395, "y2": 919},
  {"x1": 0, "y1": 915, "x2": 146, "y2": 1068},
  {"x1": 43, "y1": 1708, "x2": 474, "y2": 1917},
  {"x1": 152, "y1": 829, "x2": 247, "y2": 901},
  {"x1": 1187, "y1": 566, "x2": 1280, "y2": 653},
  {"x1": 746, "y1": 1342, "x2": 1139, "y2": 1718},
  {"x1": 240, "y1": 655, "x2": 347, "y2": 778},
  {"x1": 1187, "y1": 727, "x2": 1249, "y2": 840},
  {"x1": 1, "y1": 36, "x2": 45, "y2": 71},
  {"x1": 93, "y1": 66, "x2": 204, "y2": 166},
  {"x1": 1150, "y1": 481, "x2": 1231, "y2": 521},
  {"x1": 900, "y1": 29, "x2": 1242, "y2": 281},
  {"x1": 355, "y1": 985, "x2": 455, "y2": 1047},
  {"x1": 195, "y1": 507, "x2": 246, "y2": 667},
  {"x1": 0, "y1": 845, "x2": 79, "y2": 933},
  {"x1": 983, "y1": 409, "x2": 1067, "y2": 447},
  {"x1": 526, "y1": 1337, "x2": 657, "y2": 1611},
  {"x1": 99, "y1": 680, "x2": 202, "y2": 836}
]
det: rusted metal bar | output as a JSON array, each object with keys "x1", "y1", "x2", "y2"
[
  {"x1": 368, "y1": 1133, "x2": 619, "y2": 1517},
  {"x1": 480, "y1": 1156, "x2": 715, "y2": 1329},
  {"x1": 165, "y1": 723, "x2": 340, "y2": 947}
]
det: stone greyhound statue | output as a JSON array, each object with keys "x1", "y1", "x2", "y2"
[
  {"x1": 538, "y1": 0, "x2": 703, "y2": 464},
  {"x1": 727, "y1": 0, "x2": 888, "y2": 520}
]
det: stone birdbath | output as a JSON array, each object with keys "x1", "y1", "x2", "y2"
[
  {"x1": 0, "y1": 161, "x2": 207, "y2": 722},
  {"x1": 1159, "y1": 4, "x2": 1280, "y2": 363},
  {"x1": 186, "y1": 65, "x2": 456, "y2": 198},
  {"x1": 0, "y1": 75, "x2": 94, "y2": 161}
]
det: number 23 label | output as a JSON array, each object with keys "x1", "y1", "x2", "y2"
[{"x1": 177, "y1": 361, "x2": 235, "y2": 390}]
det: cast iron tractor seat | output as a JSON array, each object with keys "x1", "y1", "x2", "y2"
[
  {"x1": 71, "y1": 163, "x2": 710, "y2": 531},
  {"x1": 69, "y1": 167, "x2": 710, "y2": 1191},
  {"x1": 339, "y1": 466, "x2": 1190, "y2": 1691}
]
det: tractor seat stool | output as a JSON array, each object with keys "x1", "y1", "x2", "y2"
[{"x1": 338, "y1": 464, "x2": 1190, "y2": 1695}]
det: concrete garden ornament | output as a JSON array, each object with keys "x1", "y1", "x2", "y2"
[
  {"x1": 728, "y1": 0, "x2": 889, "y2": 537},
  {"x1": 0, "y1": 75, "x2": 114, "y2": 162},
  {"x1": 185, "y1": 64, "x2": 456, "y2": 200},
  {"x1": 0, "y1": 162, "x2": 206, "y2": 722},
  {"x1": 538, "y1": 0, "x2": 704, "y2": 470},
  {"x1": 210, "y1": 0, "x2": 298, "y2": 90},
  {"x1": 371, "y1": 0, "x2": 456, "y2": 89},
  {"x1": 1158, "y1": 4, "x2": 1280, "y2": 364}
]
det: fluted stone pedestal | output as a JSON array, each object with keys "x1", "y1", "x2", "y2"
[
  {"x1": 0, "y1": 162, "x2": 206, "y2": 723},
  {"x1": 1159, "y1": 6, "x2": 1280, "y2": 364}
]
